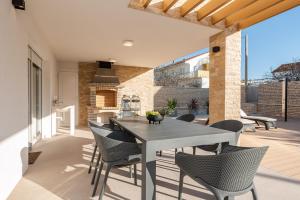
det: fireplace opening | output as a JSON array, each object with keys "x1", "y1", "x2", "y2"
[{"x1": 96, "y1": 90, "x2": 117, "y2": 108}]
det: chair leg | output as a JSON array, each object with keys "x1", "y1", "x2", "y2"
[
  {"x1": 88, "y1": 144, "x2": 97, "y2": 174},
  {"x1": 91, "y1": 153, "x2": 101, "y2": 185},
  {"x1": 178, "y1": 170, "x2": 184, "y2": 200},
  {"x1": 159, "y1": 150, "x2": 162, "y2": 156},
  {"x1": 181, "y1": 148, "x2": 184, "y2": 153},
  {"x1": 133, "y1": 164, "x2": 137, "y2": 185},
  {"x1": 264, "y1": 122, "x2": 270, "y2": 130},
  {"x1": 99, "y1": 164, "x2": 112, "y2": 200},
  {"x1": 129, "y1": 165, "x2": 133, "y2": 178},
  {"x1": 175, "y1": 148, "x2": 177, "y2": 154},
  {"x1": 251, "y1": 185, "x2": 258, "y2": 200},
  {"x1": 193, "y1": 146, "x2": 196, "y2": 155},
  {"x1": 92, "y1": 161, "x2": 104, "y2": 197}
]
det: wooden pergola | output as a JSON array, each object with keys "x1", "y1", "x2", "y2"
[
  {"x1": 129, "y1": 0, "x2": 299, "y2": 126},
  {"x1": 129, "y1": 0, "x2": 299, "y2": 30}
]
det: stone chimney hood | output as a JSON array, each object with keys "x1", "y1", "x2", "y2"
[{"x1": 93, "y1": 61, "x2": 120, "y2": 85}]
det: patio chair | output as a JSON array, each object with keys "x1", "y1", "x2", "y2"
[
  {"x1": 88, "y1": 120, "x2": 112, "y2": 175},
  {"x1": 194, "y1": 120, "x2": 243, "y2": 155},
  {"x1": 176, "y1": 114, "x2": 195, "y2": 122},
  {"x1": 241, "y1": 109, "x2": 277, "y2": 130},
  {"x1": 159, "y1": 114, "x2": 195, "y2": 156},
  {"x1": 90, "y1": 126, "x2": 141, "y2": 200},
  {"x1": 175, "y1": 145, "x2": 268, "y2": 200}
]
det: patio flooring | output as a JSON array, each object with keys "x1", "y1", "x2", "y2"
[{"x1": 8, "y1": 118, "x2": 300, "y2": 200}]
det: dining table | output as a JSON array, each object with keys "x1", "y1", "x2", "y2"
[{"x1": 111, "y1": 116, "x2": 238, "y2": 200}]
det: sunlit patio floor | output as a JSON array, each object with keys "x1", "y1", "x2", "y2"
[{"x1": 8, "y1": 118, "x2": 300, "y2": 200}]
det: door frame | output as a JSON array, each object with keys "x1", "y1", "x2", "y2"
[{"x1": 28, "y1": 46, "x2": 43, "y2": 149}]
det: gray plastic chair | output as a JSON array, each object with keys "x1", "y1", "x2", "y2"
[
  {"x1": 90, "y1": 126, "x2": 141, "y2": 200},
  {"x1": 175, "y1": 145, "x2": 268, "y2": 200},
  {"x1": 194, "y1": 120, "x2": 243, "y2": 155},
  {"x1": 88, "y1": 120, "x2": 111, "y2": 175}
]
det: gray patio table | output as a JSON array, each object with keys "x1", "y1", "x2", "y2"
[{"x1": 111, "y1": 116, "x2": 237, "y2": 200}]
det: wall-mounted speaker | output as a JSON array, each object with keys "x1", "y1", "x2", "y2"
[
  {"x1": 212, "y1": 46, "x2": 221, "y2": 53},
  {"x1": 12, "y1": 0, "x2": 25, "y2": 10}
]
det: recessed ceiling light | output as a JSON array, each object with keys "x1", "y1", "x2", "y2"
[
  {"x1": 109, "y1": 58, "x2": 117, "y2": 63},
  {"x1": 123, "y1": 40, "x2": 134, "y2": 47}
]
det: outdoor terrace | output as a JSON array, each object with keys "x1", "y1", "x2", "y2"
[{"x1": 9, "y1": 119, "x2": 300, "y2": 200}]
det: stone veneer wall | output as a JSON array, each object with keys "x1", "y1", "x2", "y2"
[
  {"x1": 209, "y1": 30, "x2": 241, "y2": 123},
  {"x1": 257, "y1": 81, "x2": 300, "y2": 118},
  {"x1": 153, "y1": 86, "x2": 209, "y2": 115},
  {"x1": 257, "y1": 82, "x2": 285, "y2": 117},
  {"x1": 79, "y1": 63, "x2": 154, "y2": 126}
]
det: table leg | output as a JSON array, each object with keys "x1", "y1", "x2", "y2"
[{"x1": 142, "y1": 142, "x2": 156, "y2": 200}]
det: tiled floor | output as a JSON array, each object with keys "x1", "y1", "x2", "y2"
[{"x1": 8, "y1": 118, "x2": 300, "y2": 200}]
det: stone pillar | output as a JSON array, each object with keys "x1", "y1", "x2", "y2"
[{"x1": 209, "y1": 29, "x2": 241, "y2": 124}]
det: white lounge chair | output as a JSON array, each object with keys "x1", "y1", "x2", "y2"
[{"x1": 241, "y1": 109, "x2": 277, "y2": 130}]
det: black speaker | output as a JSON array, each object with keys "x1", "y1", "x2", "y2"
[
  {"x1": 12, "y1": 0, "x2": 25, "y2": 10},
  {"x1": 212, "y1": 46, "x2": 220, "y2": 53}
]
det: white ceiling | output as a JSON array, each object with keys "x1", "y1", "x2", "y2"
[{"x1": 28, "y1": 0, "x2": 220, "y2": 68}]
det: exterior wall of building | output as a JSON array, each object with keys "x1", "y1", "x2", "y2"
[
  {"x1": 79, "y1": 63, "x2": 154, "y2": 126},
  {"x1": 153, "y1": 86, "x2": 209, "y2": 115},
  {"x1": 0, "y1": 1, "x2": 57, "y2": 199}
]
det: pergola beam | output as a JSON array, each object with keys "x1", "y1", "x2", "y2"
[
  {"x1": 142, "y1": 0, "x2": 152, "y2": 8},
  {"x1": 238, "y1": 0, "x2": 300, "y2": 29},
  {"x1": 181, "y1": 0, "x2": 205, "y2": 17},
  {"x1": 163, "y1": 0, "x2": 178, "y2": 12},
  {"x1": 225, "y1": 0, "x2": 282, "y2": 27},
  {"x1": 211, "y1": 0, "x2": 257, "y2": 25},
  {"x1": 197, "y1": 0, "x2": 231, "y2": 21}
]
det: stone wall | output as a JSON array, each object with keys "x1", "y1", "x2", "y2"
[
  {"x1": 257, "y1": 82, "x2": 285, "y2": 117},
  {"x1": 79, "y1": 63, "x2": 154, "y2": 126},
  {"x1": 153, "y1": 86, "x2": 209, "y2": 115},
  {"x1": 287, "y1": 81, "x2": 300, "y2": 118}
]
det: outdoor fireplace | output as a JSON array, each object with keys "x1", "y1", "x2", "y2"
[
  {"x1": 96, "y1": 90, "x2": 117, "y2": 108},
  {"x1": 87, "y1": 61, "x2": 120, "y2": 123}
]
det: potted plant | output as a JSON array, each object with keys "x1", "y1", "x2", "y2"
[
  {"x1": 146, "y1": 111, "x2": 163, "y2": 124},
  {"x1": 166, "y1": 98, "x2": 177, "y2": 117},
  {"x1": 158, "y1": 108, "x2": 166, "y2": 118},
  {"x1": 188, "y1": 98, "x2": 199, "y2": 115}
]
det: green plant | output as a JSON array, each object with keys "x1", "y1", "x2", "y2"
[
  {"x1": 158, "y1": 108, "x2": 166, "y2": 117},
  {"x1": 167, "y1": 98, "x2": 177, "y2": 110},
  {"x1": 146, "y1": 111, "x2": 160, "y2": 117}
]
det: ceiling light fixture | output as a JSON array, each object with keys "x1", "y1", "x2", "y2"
[
  {"x1": 123, "y1": 40, "x2": 134, "y2": 47},
  {"x1": 108, "y1": 58, "x2": 117, "y2": 63}
]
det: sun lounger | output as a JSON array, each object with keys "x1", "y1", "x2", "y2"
[{"x1": 240, "y1": 109, "x2": 277, "y2": 130}]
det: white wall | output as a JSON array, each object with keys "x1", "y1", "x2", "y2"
[{"x1": 0, "y1": 0, "x2": 57, "y2": 199}]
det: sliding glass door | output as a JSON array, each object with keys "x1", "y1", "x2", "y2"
[{"x1": 28, "y1": 47, "x2": 42, "y2": 148}]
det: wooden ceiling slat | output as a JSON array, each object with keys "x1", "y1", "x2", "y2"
[
  {"x1": 239, "y1": 0, "x2": 300, "y2": 29},
  {"x1": 211, "y1": 0, "x2": 257, "y2": 25},
  {"x1": 181, "y1": 0, "x2": 205, "y2": 17},
  {"x1": 163, "y1": 0, "x2": 179, "y2": 12},
  {"x1": 225, "y1": 0, "x2": 283, "y2": 27},
  {"x1": 142, "y1": 0, "x2": 152, "y2": 8},
  {"x1": 197, "y1": 0, "x2": 231, "y2": 21}
]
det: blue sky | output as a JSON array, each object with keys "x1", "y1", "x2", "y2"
[
  {"x1": 167, "y1": 6, "x2": 300, "y2": 79},
  {"x1": 241, "y1": 6, "x2": 300, "y2": 80}
]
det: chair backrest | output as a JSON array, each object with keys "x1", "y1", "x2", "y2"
[
  {"x1": 210, "y1": 120, "x2": 243, "y2": 143},
  {"x1": 176, "y1": 114, "x2": 195, "y2": 122},
  {"x1": 240, "y1": 109, "x2": 248, "y2": 117},
  {"x1": 205, "y1": 146, "x2": 268, "y2": 192},
  {"x1": 90, "y1": 126, "x2": 139, "y2": 162},
  {"x1": 210, "y1": 120, "x2": 243, "y2": 133}
]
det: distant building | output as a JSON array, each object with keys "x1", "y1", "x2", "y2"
[
  {"x1": 155, "y1": 52, "x2": 209, "y2": 88},
  {"x1": 272, "y1": 61, "x2": 300, "y2": 81}
]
